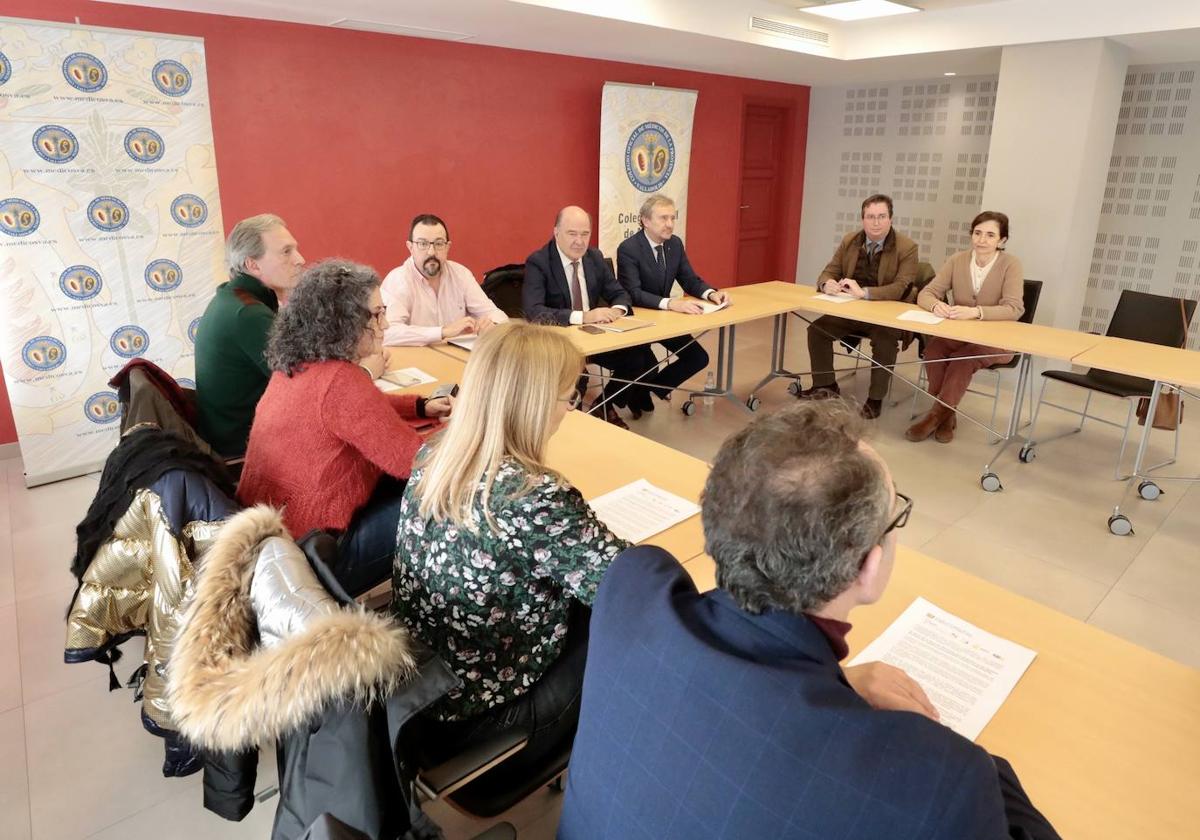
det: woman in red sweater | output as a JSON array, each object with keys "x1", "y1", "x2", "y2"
[{"x1": 238, "y1": 259, "x2": 452, "y2": 595}]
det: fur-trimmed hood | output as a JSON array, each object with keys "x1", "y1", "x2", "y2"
[{"x1": 167, "y1": 505, "x2": 415, "y2": 752}]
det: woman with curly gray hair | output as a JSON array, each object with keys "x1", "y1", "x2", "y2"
[{"x1": 238, "y1": 258, "x2": 452, "y2": 595}]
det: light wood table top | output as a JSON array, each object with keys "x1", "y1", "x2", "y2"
[
  {"x1": 681, "y1": 547, "x2": 1200, "y2": 840},
  {"x1": 546, "y1": 409, "x2": 708, "y2": 560},
  {"x1": 1072, "y1": 336, "x2": 1200, "y2": 390},
  {"x1": 382, "y1": 345, "x2": 467, "y2": 396},
  {"x1": 756, "y1": 281, "x2": 1106, "y2": 362}
]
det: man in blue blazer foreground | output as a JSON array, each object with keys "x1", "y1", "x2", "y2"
[
  {"x1": 616, "y1": 195, "x2": 728, "y2": 410},
  {"x1": 524, "y1": 205, "x2": 655, "y2": 427},
  {"x1": 559, "y1": 401, "x2": 1059, "y2": 840}
]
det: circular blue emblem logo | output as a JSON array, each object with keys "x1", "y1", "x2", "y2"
[
  {"x1": 144, "y1": 258, "x2": 182, "y2": 292},
  {"x1": 62, "y1": 52, "x2": 107, "y2": 92},
  {"x1": 0, "y1": 198, "x2": 40, "y2": 237},
  {"x1": 110, "y1": 325, "x2": 149, "y2": 358},
  {"x1": 174, "y1": 377, "x2": 195, "y2": 390},
  {"x1": 187, "y1": 317, "x2": 200, "y2": 345},
  {"x1": 171, "y1": 194, "x2": 207, "y2": 228},
  {"x1": 624, "y1": 121, "x2": 676, "y2": 193},
  {"x1": 59, "y1": 265, "x2": 102, "y2": 300},
  {"x1": 22, "y1": 336, "x2": 66, "y2": 371},
  {"x1": 84, "y1": 391, "x2": 122, "y2": 424},
  {"x1": 33, "y1": 125, "x2": 79, "y2": 164},
  {"x1": 152, "y1": 60, "x2": 191, "y2": 97},
  {"x1": 124, "y1": 127, "x2": 164, "y2": 164},
  {"x1": 0, "y1": 51, "x2": 12, "y2": 86},
  {"x1": 87, "y1": 196, "x2": 129, "y2": 231}
]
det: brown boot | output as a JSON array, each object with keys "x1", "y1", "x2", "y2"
[
  {"x1": 905, "y1": 404, "x2": 948, "y2": 442},
  {"x1": 935, "y1": 410, "x2": 957, "y2": 443}
]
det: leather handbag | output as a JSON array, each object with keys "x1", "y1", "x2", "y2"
[{"x1": 1135, "y1": 298, "x2": 1188, "y2": 430}]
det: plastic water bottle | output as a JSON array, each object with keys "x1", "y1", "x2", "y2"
[{"x1": 703, "y1": 370, "x2": 715, "y2": 406}]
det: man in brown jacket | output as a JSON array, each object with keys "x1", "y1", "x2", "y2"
[{"x1": 803, "y1": 194, "x2": 918, "y2": 418}]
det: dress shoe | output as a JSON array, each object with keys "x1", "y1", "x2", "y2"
[
  {"x1": 935, "y1": 410, "x2": 957, "y2": 443},
  {"x1": 905, "y1": 404, "x2": 950, "y2": 442},
  {"x1": 860, "y1": 398, "x2": 883, "y2": 420},
  {"x1": 629, "y1": 405, "x2": 643, "y2": 421},
  {"x1": 591, "y1": 400, "x2": 629, "y2": 429},
  {"x1": 798, "y1": 383, "x2": 841, "y2": 400}
]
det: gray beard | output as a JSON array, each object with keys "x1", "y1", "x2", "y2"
[{"x1": 421, "y1": 257, "x2": 442, "y2": 277}]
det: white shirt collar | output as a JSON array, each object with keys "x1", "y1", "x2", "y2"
[{"x1": 644, "y1": 230, "x2": 665, "y2": 252}]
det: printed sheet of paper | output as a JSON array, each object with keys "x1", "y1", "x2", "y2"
[
  {"x1": 597, "y1": 317, "x2": 655, "y2": 333},
  {"x1": 588, "y1": 479, "x2": 700, "y2": 543},
  {"x1": 375, "y1": 367, "x2": 436, "y2": 392},
  {"x1": 897, "y1": 309, "x2": 945, "y2": 325},
  {"x1": 848, "y1": 597, "x2": 1036, "y2": 741},
  {"x1": 813, "y1": 293, "x2": 856, "y2": 304},
  {"x1": 448, "y1": 335, "x2": 478, "y2": 351},
  {"x1": 699, "y1": 298, "x2": 729, "y2": 314}
]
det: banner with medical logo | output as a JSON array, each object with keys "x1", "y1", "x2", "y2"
[
  {"x1": 598, "y1": 82, "x2": 698, "y2": 260},
  {"x1": 0, "y1": 18, "x2": 223, "y2": 486}
]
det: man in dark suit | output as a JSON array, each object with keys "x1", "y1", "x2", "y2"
[
  {"x1": 523, "y1": 205, "x2": 653, "y2": 427},
  {"x1": 616, "y1": 195, "x2": 729, "y2": 410},
  {"x1": 559, "y1": 401, "x2": 1059, "y2": 840}
]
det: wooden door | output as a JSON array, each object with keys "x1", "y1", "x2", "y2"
[{"x1": 735, "y1": 105, "x2": 787, "y2": 284}]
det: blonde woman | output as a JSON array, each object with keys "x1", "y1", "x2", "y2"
[{"x1": 393, "y1": 321, "x2": 628, "y2": 810}]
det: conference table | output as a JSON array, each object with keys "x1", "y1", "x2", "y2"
[
  {"x1": 1067, "y1": 336, "x2": 1200, "y2": 534},
  {"x1": 681, "y1": 547, "x2": 1200, "y2": 840},
  {"x1": 385, "y1": 343, "x2": 1200, "y2": 839}
]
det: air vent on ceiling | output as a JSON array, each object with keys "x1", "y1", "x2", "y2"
[
  {"x1": 749, "y1": 15, "x2": 830, "y2": 45},
  {"x1": 329, "y1": 18, "x2": 475, "y2": 42}
]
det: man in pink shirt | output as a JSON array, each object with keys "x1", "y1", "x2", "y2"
[{"x1": 381, "y1": 214, "x2": 508, "y2": 346}]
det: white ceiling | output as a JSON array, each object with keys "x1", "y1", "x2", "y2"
[{"x1": 95, "y1": 0, "x2": 1200, "y2": 86}]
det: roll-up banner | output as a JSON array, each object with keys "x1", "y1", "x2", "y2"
[
  {"x1": 598, "y1": 82, "x2": 697, "y2": 261},
  {"x1": 0, "y1": 18, "x2": 224, "y2": 486}
]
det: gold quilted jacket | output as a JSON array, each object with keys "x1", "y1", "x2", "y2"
[{"x1": 65, "y1": 486, "x2": 225, "y2": 731}]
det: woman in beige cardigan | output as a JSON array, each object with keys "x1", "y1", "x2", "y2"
[{"x1": 906, "y1": 211, "x2": 1024, "y2": 443}]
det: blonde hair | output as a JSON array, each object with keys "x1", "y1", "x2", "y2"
[{"x1": 414, "y1": 322, "x2": 583, "y2": 530}]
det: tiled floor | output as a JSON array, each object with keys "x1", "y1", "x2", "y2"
[{"x1": 1, "y1": 316, "x2": 1197, "y2": 839}]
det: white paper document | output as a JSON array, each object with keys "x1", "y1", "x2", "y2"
[
  {"x1": 587, "y1": 479, "x2": 701, "y2": 544},
  {"x1": 447, "y1": 335, "x2": 478, "y2": 351},
  {"x1": 897, "y1": 309, "x2": 945, "y2": 325},
  {"x1": 813, "y1": 292, "x2": 856, "y2": 304},
  {"x1": 848, "y1": 597, "x2": 1036, "y2": 741},
  {"x1": 596, "y1": 317, "x2": 654, "y2": 333},
  {"x1": 375, "y1": 367, "x2": 437, "y2": 392},
  {"x1": 698, "y1": 298, "x2": 729, "y2": 314}
]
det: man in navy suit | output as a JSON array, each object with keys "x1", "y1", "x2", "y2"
[
  {"x1": 524, "y1": 205, "x2": 653, "y2": 427},
  {"x1": 616, "y1": 195, "x2": 729, "y2": 409},
  {"x1": 559, "y1": 401, "x2": 1059, "y2": 840}
]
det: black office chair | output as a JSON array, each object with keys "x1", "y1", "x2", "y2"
[
  {"x1": 907, "y1": 279, "x2": 1044, "y2": 438},
  {"x1": 1020, "y1": 289, "x2": 1196, "y2": 478},
  {"x1": 605, "y1": 255, "x2": 616, "y2": 278},
  {"x1": 481, "y1": 264, "x2": 525, "y2": 319}
]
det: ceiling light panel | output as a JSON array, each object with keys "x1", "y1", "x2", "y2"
[{"x1": 801, "y1": 1, "x2": 921, "y2": 22}]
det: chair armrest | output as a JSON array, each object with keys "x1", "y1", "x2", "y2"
[{"x1": 415, "y1": 728, "x2": 529, "y2": 800}]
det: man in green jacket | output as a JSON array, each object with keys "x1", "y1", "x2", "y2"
[{"x1": 195, "y1": 214, "x2": 305, "y2": 456}]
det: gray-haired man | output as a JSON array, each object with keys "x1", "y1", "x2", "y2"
[{"x1": 195, "y1": 213, "x2": 305, "y2": 456}]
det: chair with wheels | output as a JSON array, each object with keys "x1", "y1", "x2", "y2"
[
  {"x1": 481, "y1": 264, "x2": 526, "y2": 319},
  {"x1": 1019, "y1": 289, "x2": 1196, "y2": 477}
]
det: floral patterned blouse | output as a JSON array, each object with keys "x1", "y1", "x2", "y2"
[{"x1": 392, "y1": 457, "x2": 629, "y2": 720}]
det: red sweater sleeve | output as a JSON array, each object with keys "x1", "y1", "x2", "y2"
[
  {"x1": 321, "y1": 364, "x2": 423, "y2": 479},
  {"x1": 386, "y1": 392, "x2": 421, "y2": 419}
]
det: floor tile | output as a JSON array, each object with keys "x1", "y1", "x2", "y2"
[
  {"x1": 0, "y1": 707, "x2": 31, "y2": 840},
  {"x1": 24, "y1": 680, "x2": 196, "y2": 840},
  {"x1": 0, "y1": 604, "x2": 23, "y2": 713},
  {"x1": 1087, "y1": 590, "x2": 1200, "y2": 670},
  {"x1": 85, "y1": 778, "x2": 276, "y2": 840},
  {"x1": 18, "y1": 586, "x2": 140, "y2": 705},
  {"x1": 11, "y1": 519, "x2": 82, "y2": 603}
]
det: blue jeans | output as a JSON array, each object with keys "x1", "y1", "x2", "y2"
[{"x1": 334, "y1": 475, "x2": 407, "y2": 597}]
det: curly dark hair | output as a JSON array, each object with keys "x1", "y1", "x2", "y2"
[
  {"x1": 266, "y1": 258, "x2": 379, "y2": 376},
  {"x1": 701, "y1": 400, "x2": 892, "y2": 615}
]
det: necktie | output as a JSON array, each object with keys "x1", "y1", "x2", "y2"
[
  {"x1": 654, "y1": 244, "x2": 665, "y2": 273},
  {"x1": 570, "y1": 261, "x2": 583, "y2": 311}
]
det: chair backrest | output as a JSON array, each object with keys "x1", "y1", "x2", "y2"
[
  {"x1": 1018, "y1": 279, "x2": 1043, "y2": 325},
  {"x1": 481, "y1": 264, "x2": 525, "y2": 319},
  {"x1": 1106, "y1": 289, "x2": 1197, "y2": 347},
  {"x1": 606, "y1": 256, "x2": 616, "y2": 278}
]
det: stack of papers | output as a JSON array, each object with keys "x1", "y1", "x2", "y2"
[
  {"x1": 588, "y1": 479, "x2": 700, "y2": 543},
  {"x1": 447, "y1": 335, "x2": 478, "y2": 351},
  {"x1": 897, "y1": 310, "x2": 945, "y2": 325},
  {"x1": 376, "y1": 367, "x2": 436, "y2": 392},
  {"x1": 595, "y1": 317, "x2": 654, "y2": 333},
  {"x1": 813, "y1": 292, "x2": 856, "y2": 304},
  {"x1": 699, "y1": 298, "x2": 729, "y2": 314},
  {"x1": 849, "y1": 597, "x2": 1036, "y2": 741}
]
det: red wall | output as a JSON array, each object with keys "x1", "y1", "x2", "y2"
[{"x1": 0, "y1": 1, "x2": 809, "y2": 445}]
